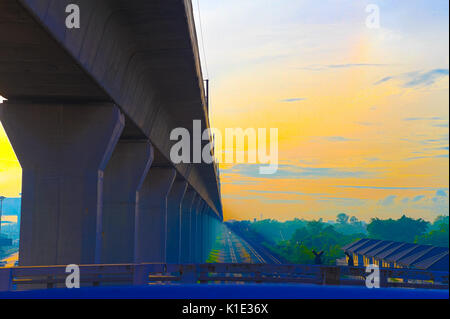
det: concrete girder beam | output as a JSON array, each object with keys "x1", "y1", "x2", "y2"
[
  {"x1": 101, "y1": 140, "x2": 153, "y2": 264},
  {"x1": 0, "y1": 103, "x2": 124, "y2": 266},
  {"x1": 0, "y1": 0, "x2": 222, "y2": 218},
  {"x1": 135, "y1": 166, "x2": 176, "y2": 263}
]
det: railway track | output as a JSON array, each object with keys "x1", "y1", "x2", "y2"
[
  {"x1": 219, "y1": 225, "x2": 282, "y2": 264},
  {"x1": 235, "y1": 234, "x2": 266, "y2": 263},
  {"x1": 224, "y1": 230, "x2": 238, "y2": 263}
]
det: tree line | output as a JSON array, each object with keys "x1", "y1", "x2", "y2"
[{"x1": 229, "y1": 214, "x2": 449, "y2": 265}]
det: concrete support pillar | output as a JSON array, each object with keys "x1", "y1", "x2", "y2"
[
  {"x1": 189, "y1": 195, "x2": 200, "y2": 263},
  {"x1": 209, "y1": 212, "x2": 213, "y2": 259},
  {"x1": 204, "y1": 207, "x2": 210, "y2": 261},
  {"x1": 135, "y1": 166, "x2": 176, "y2": 263},
  {"x1": 201, "y1": 208, "x2": 207, "y2": 262},
  {"x1": 202, "y1": 204, "x2": 208, "y2": 262},
  {"x1": 180, "y1": 188, "x2": 196, "y2": 263},
  {"x1": 0, "y1": 103, "x2": 124, "y2": 266},
  {"x1": 101, "y1": 140, "x2": 153, "y2": 264},
  {"x1": 166, "y1": 178, "x2": 188, "y2": 264},
  {"x1": 212, "y1": 214, "x2": 219, "y2": 253},
  {"x1": 211, "y1": 212, "x2": 217, "y2": 252},
  {"x1": 195, "y1": 200, "x2": 205, "y2": 263},
  {"x1": 205, "y1": 210, "x2": 211, "y2": 261},
  {"x1": 208, "y1": 211, "x2": 214, "y2": 256}
]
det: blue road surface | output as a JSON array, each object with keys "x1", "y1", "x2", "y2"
[{"x1": 0, "y1": 284, "x2": 448, "y2": 299}]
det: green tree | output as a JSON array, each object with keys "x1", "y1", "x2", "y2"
[
  {"x1": 429, "y1": 215, "x2": 449, "y2": 231},
  {"x1": 349, "y1": 216, "x2": 358, "y2": 224},
  {"x1": 307, "y1": 219, "x2": 325, "y2": 234},
  {"x1": 291, "y1": 227, "x2": 309, "y2": 244},
  {"x1": 269, "y1": 221, "x2": 366, "y2": 265},
  {"x1": 416, "y1": 216, "x2": 449, "y2": 247},
  {"x1": 334, "y1": 215, "x2": 367, "y2": 235},
  {"x1": 336, "y1": 213, "x2": 349, "y2": 224},
  {"x1": 367, "y1": 215, "x2": 429, "y2": 243}
]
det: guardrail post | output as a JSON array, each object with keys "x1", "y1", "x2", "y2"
[
  {"x1": 180, "y1": 265, "x2": 198, "y2": 284},
  {"x1": 133, "y1": 264, "x2": 149, "y2": 286},
  {"x1": 47, "y1": 275, "x2": 54, "y2": 289},
  {"x1": 380, "y1": 269, "x2": 388, "y2": 288},
  {"x1": 321, "y1": 266, "x2": 341, "y2": 285},
  {"x1": 255, "y1": 271, "x2": 262, "y2": 284},
  {"x1": 0, "y1": 268, "x2": 13, "y2": 292}
]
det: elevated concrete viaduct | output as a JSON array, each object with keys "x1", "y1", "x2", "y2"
[{"x1": 0, "y1": 0, "x2": 222, "y2": 266}]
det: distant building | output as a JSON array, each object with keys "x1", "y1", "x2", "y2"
[{"x1": 342, "y1": 239, "x2": 449, "y2": 271}]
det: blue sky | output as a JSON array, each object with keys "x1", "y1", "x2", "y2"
[{"x1": 190, "y1": 0, "x2": 450, "y2": 222}]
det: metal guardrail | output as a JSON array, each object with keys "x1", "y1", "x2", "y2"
[{"x1": 0, "y1": 263, "x2": 448, "y2": 292}]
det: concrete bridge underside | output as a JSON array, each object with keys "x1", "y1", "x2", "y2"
[{"x1": 0, "y1": 0, "x2": 222, "y2": 266}]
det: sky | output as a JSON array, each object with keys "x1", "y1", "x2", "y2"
[
  {"x1": 193, "y1": 0, "x2": 449, "y2": 222},
  {"x1": 1, "y1": 0, "x2": 449, "y2": 223}
]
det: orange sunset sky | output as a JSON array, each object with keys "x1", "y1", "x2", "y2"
[{"x1": 1, "y1": 0, "x2": 449, "y2": 223}]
